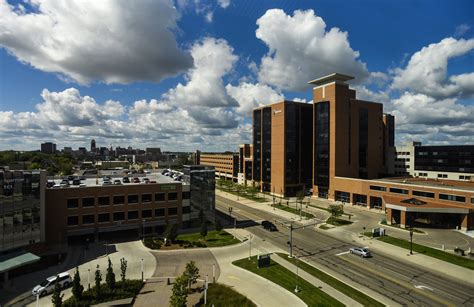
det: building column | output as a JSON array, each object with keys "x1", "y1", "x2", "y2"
[
  {"x1": 386, "y1": 208, "x2": 393, "y2": 225},
  {"x1": 400, "y1": 211, "x2": 407, "y2": 228},
  {"x1": 461, "y1": 214, "x2": 470, "y2": 232}
]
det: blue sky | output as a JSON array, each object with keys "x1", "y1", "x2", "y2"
[{"x1": 0, "y1": 0, "x2": 473, "y2": 151}]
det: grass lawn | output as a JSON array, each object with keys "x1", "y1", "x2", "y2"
[
  {"x1": 276, "y1": 253, "x2": 384, "y2": 307},
  {"x1": 144, "y1": 230, "x2": 240, "y2": 250},
  {"x1": 218, "y1": 186, "x2": 268, "y2": 202},
  {"x1": 63, "y1": 280, "x2": 143, "y2": 306},
  {"x1": 307, "y1": 204, "x2": 353, "y2": 217},
  {"x1": 177, "y1": 230, "x2": 241, "y2": 248},
  {"x1": 326, "y1": 216, "x2": 353, "y2": 226},
  {"x1": 272, "y1": 204, "x2": 315, "y2": 219},
  {"x1": 198, "y1": 283, "x2": 256, "y2": 307},
  {"x1": 378, "y1": 235, "x2": 474, "y2": 270},
  {"x1": 233, "y1": 256, "x2": 343, "y2": 307}
]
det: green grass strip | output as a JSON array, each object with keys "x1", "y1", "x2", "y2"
[
  {"x1": 275, "y1": 253, "x2": 384, "y2": 307},
  {"x1": 272, "y1": 204, "x2": 315, "y2": 219},
  {"x1": 233, "y1": 256, "x2": 343, "y2": 307},
  {"x1": 176, "y1": 230, "x2": 241, "y2": 248},
  {"x1": 377, "y1": 235, "x2": 474, "y2": 270},
  {"x1": 200, "y1": 283, "x2": 256, "y2": 307}
]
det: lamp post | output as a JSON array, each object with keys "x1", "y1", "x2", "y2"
[
  {"x1": 294, "y1": 255, "x2": 300, "y2": 293},
  {"x1": 141, "y1": 258, "x2": 144, "y2": 281},
  {"x1": 362, "y1": 226, "x2": 366, "y2": 239},
  {"x1": 248, "y1": 234, "x2": 254, "y2": 259},
  {"x1": 228, "y1": 207, "x2": 233, "y2": 225},
  {"x1": 409, "y1": 227, "x2": 414, "y2": 255},
  {"x1": 87, "y1": 268, "x2": 91, "y2": 290}
]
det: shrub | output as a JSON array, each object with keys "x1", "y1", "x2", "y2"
[
  {"x1": 72, "y1": 267, "x2": 84, "y2": 301},
  {"x1": 51, "y1": 276, "x2": 64, "y2": 307},
  {"x1": 106, "y1": 258, "x2": 116, "y2": 290},
  {"x1": 120, "y1": 258, "x2": 127, "y2": 282},
  {"x1": 215, "y1": 220, "x2": 223, "y2": 233}
]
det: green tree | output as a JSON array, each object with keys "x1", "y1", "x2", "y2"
[
  {"x1": 71, "y1": 267, "x2": 84, "y2": 301},
  {"x1": 169, "y1": 275, "x2": 188, "y2": 307},
  {"x1": 200, "y1": 222, "x2": 208, "y2": 239},
  {"x1": 215, "y1": 219, "x2": 223, "y2": 233},
  {"x1": 106, "y1": 257, "x2": 116, "y2": 290},
  {"x1": 94, "y1": 264, "x2": 102, "y2": 298},
  {"x1": 184, "y1": 261, "x2": 200, "y2": 290},
  {"x1": 51, "y1": 276, "x2": 64, "y2": 307},
  {"x1": 164, "y1": 224, "x2": 178, "y2": 244},
  {"x1": 120, "y1": 257, "x2": 128, "y2": 282},
  {"x1": 328, "y1": 204, "x2": 344, "y2": 218}
]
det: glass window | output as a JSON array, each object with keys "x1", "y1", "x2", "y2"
[
  {"x1": 142, "y1": 194, "x2": 152, "y2": 203},
  {"x1": 98, "y1": 213, "x2": 110, "y2": 223},
  {"x1": 128, "y1": 211, "x2": 139, "y2": 220},
  {"x1": 67, "y1": 199, "x2": 79, "y2": 209},
  {"x1": 82, "y1": 197, "x2": 95, "y2": 207},
  {"x1": 168, "y1": 192, "x2": 178, "y2": 201},
  {"x1": 439, "y1": 194, "x2": 466, "y2": 203},
  {"x1": 113, "y1": 212, "x2": 125, "y2": 221},
  {"x1": 82, "y1": 214, "x2": 95, "y2": 224},
  {"x1": 155, "y1": 208, "x2": 165, "y2": 217},
  {"x1": 168, "y1": 207, "x2": 178, "y2": 215},
  {"x1": 128, "y1": 195, "x2": 139, "y2": 204},
  {"x1": 182, "y1": 191, "x2": 190, "y2": 199},
  {"x1": 98, "y1": 196, "x2": 110, "y2": 206},
  {"x1": 182, "y1": 206, "x2": 191, "y2": 214},
  {"x1": 67, "y1": 216, "x2": 79, "y2": 226},
  {"x1": 155, "y1": 193, "x2": 165, "y2": 201},
  {"x1": 113, "y1": 195, "x2": 125, "y2": 205},
  {"x1": 142, "y1": 209, "x2": 152, "y2": 218},
  {"x1": 370, "y1": 185, "x2": 387, "y2": 192},
  {"x1": 389, "y1": 188, "x2": 409, "y2": 195},
  {"x1": 412, "y1": 191, "x2": 435, "y2": 198}
]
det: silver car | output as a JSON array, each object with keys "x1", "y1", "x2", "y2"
[{"x1": 349, "y1": 247, "x2": 371, "y2": 258}]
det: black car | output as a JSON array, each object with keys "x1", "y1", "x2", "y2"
[
  {"x1": 122, "y1": 177, "x2": 130, "y2": 183},
  {"x1": 261, "y1": 220, "x2": 277, "y2": 231}
]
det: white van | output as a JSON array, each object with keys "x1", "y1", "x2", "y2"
[{"x1": 32, "y1": 272, "x2": 72, "y2": 297}]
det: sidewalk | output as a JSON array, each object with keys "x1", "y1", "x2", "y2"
[
  {"x1": 272, "y1": 255, "x2": 362, "y2": 307},
  {"x1": 210, "y1": 228, "x2": 306, "y2": 307}
]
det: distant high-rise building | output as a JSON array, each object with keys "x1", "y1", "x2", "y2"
[
  {"x1": 91, "y1": 139, "x2": 96, "y2": 152},
  {"x1": 40, "y1": 142, "x2": 56, "y2": 154}
]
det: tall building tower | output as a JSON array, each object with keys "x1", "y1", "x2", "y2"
[
  {"x1": 252, "y1": 100, "x2": 313, "y2": 196},
  {"x1": 91, "y1": 139, "x2": 96, "y2": 152},
  {"x1": 309, "y1": 73, "x2": 385, "y2": 198}
]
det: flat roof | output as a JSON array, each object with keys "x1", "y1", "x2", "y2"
[
  {"x1": 308, "y1": 73, "x2": 354, "y2": 86},
  {"x1": 383, "y1": 195, "x2": 471, "y2": 213},
  {"x1": 48, "y1": 172, "x2": 183, "y2": 188},
  {"x1": 0, "y1": 252, "x2": 40, "y2": 273},
  {"x1": 377, "y1": 177, "x2": 474, "y2": 193}
]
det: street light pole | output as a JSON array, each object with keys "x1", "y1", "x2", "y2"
[
  {"x1": 141, "y1": 258, "x2": 144, "y2": 281},
  {"x1": 409, "y1": 228, "x2": 414, "y2": 255},
  {"x1": 228, "y1": 207, "x2": 233, "y2": 225},
  {"x1": 87, "y1": 268, "x2": 90, "y2": 290},
  {"x1": 248, "y1": 234, "x2": 253, "y2": 259},
  {"x1": 288, "y1": 222, "x2": 294, "y2": 258},
  {"x1": 294, "y1": 255, "x2": 300, "y2": 293}
]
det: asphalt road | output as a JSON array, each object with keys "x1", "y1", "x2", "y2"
[{"x1": 216, "y1": 195, "x2": 474, "y2": 307}]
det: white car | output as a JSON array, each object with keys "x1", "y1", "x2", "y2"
[
  {"x1": 32, "y1": 272, "x2": 72, "y2": 297},
  {"x1": 349, "y1": 247, "x2": 371, "y2": 258}
]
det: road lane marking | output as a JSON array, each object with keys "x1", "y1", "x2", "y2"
[
  {"x1": 415, "y1": 285, "x2": 434, "y2": 291},
  {"x1": 335, "y1": 251, "x2": 350, "y2": 256}
]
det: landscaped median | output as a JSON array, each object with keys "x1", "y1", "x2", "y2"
[
  {"x1": 198, "y1": 283, "x2": 256, "y2": 307},
  {"x1": 373, "y1": 235, "x2": 474, "y2": 270},
  {"x1": 275, "y1": 253, "x2": 384, "y2": 307},
  {"x1": 271, "y1": 203, "x2": 315, "y2": 219},
  {"x1": 233, "y1": 255, "x2": 344, "y2": 307}
]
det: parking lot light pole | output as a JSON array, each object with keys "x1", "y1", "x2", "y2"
[
  {"x1": 248, "y1": 234, "x2": 254, "y2": 259},
  {"x1": 228, "y1": 207, "x2": 233, "y2": 225},
  {"x1": 409, "y1": 228, "x2": 414, "y2": 255},
  {"x1": 87, "y1": 268, "x2": 90, "y2": 290},
  {"x1": 288, "y1": 222, "x2": 294, "y2": 258}
]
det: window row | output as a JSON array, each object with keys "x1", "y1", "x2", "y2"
[
  {"x1": 66, "y1": 206, "x2": 189, "y2": 226},
  {"x1": 66, "y1": 191, "x2": 188, "y2": 209}
]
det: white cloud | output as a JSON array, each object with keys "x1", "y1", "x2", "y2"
[
  {"x1": 218, "y1": 0, "x2": 230, "y2": 9},
  {"x1": 391, "y1": 38, "x2": 474, "y2": 98},
  {"x1": 255, "y1": 9, "x2": 369, "y2": 91},
  {"x1": 455, "y1": 23, "x2": 470, "y2": 37},
  {"x1": 353, "y1": 86, "x2": 390, "y2": 103},
  {"x1": 0, "y1": 0, "x2": 192, "y2": 84},
  {"x1": 226, "y1": 82, "x2": 284, "y2": 116}
]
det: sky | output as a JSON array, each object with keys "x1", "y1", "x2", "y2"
[{"x1": 0, "y1": 0, "x2": 473, "y2": 152}]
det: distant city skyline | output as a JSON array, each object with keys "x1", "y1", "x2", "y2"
[{"x1": 0, "y1": 0, "x2": 473, "y2": 151}]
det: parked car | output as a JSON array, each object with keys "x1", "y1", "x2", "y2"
[
  {"x1": 143, "y1": 177, "x2": 150, "y2": 183},
  {"x1": 46, "y1": 181, "x2": 55, "y2": 188},
  {"x1": 122, "y1": 177, "x2": 130, "y2": 183},
  {"x1": 261, "y1": 220, "x2": 277, "y2": 231},
  {"x1": 60, "y1": 179, "x2": 69, "y2": 187},
  {"x1": 32, "y1": 272, "x2": 72, "y2": 297},
  {"x1": 72, "y1": 179, "x2": 81, "y2": 186},
  {"x1": 349, "y1": 247, "x2": 371, "y2": 258},
  {"x1": 113, "y1": 179, "x2": 122, "y2": 185},
  {"x1": 133, "y1": 177, "x2": 140, "y2": 183}
]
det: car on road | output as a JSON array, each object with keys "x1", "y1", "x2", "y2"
[
  {"x1": 349, "y1": 247, "x2": 371, "y2": 258},
  {"x1": 32, "y1": 272, "x2": 72, "y2": 297},
  {"x1": 261, "y1": 220, "x2": 277, "y2": 231}
]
